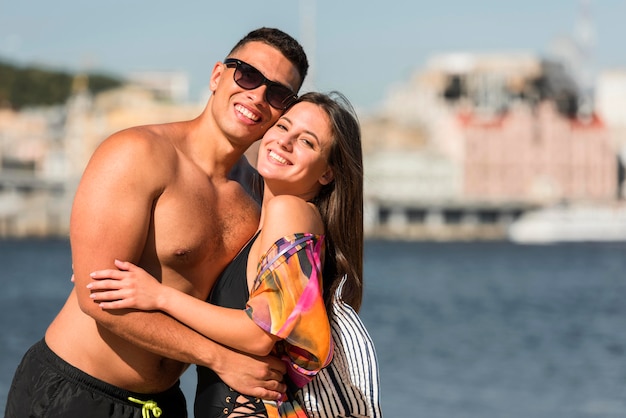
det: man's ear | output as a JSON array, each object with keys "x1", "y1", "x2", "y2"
[
  {"x1": 319, "y1": 167, "x2": 334, "y2": 186},
  {"x1": 209, "y1": 62, "x2": 225, "y2": 93}
]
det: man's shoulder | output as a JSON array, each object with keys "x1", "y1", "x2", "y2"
[
  {"x1": 82, "y1": 124, "x2": 184, "y2": 189},
  {"x1": 96, "y1": 123, "x2": 182, "y2": 164},
  {"x1": 108, "y1": 123, "x2": 176, "y2": 149}
]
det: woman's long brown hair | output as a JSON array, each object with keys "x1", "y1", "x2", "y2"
[{"x1": 298, "y1": 92, "x2": 364, "y2": 313}]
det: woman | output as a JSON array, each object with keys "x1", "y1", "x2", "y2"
[{"x1": 88, "y1": 91, "x2": 364, "y2": 418}]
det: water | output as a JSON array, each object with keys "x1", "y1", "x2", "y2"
[{"x1": 1, "y1": 238, "x2": 625, "y2": 417}]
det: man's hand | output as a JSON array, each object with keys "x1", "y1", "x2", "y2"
[{"x1": 212, "y1": 346, "x2": 287, "y2": 400}]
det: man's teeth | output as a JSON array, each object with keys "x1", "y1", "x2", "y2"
[
  {"x1": 235, "y1": 104, "x2": 259, "y2": 121},
  {"x1": 269, "y1": 151, "x2": 287, "y2": 164}
]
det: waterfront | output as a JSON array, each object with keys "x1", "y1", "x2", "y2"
[{"x1": 2, "y1": 238, "x2": 626, "y2": 417}]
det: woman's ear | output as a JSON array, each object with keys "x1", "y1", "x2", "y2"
[{"x1": 319, "y1": 167, "x2": 334, "y2": 186}]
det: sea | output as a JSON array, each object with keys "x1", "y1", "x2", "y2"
[{"x1": 1, "y1": 237, "x2": 626, "y2": 418}]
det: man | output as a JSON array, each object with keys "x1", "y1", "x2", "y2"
[{"x1": 5, "y1": 27, "x2": 308, "y2": 418}]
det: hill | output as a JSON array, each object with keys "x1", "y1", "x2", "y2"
[{"x1": 0, "y1": 59, "x2": 123, "y2": 110}]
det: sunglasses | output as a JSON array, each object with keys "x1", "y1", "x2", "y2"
[{"x1": 223, "y1": 58, "x2": 297, "y2": 110}]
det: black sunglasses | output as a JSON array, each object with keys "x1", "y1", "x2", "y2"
[{"x1": 223, "y1": 58, "x2": 297, "y2": 110}]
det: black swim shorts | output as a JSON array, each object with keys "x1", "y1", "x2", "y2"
[{"x1": 5, "y1": 339, "x2": 187, "y2": 418}]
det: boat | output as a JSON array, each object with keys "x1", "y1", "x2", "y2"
[{"x1": 507, "y1": 204, "x2": 626, "y2": 244}]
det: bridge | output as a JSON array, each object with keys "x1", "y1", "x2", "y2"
[{"x1": 365, "y1": 198, "x2": 539, "y2": 240}]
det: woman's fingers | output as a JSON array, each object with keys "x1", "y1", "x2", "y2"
[
  {"x1": 89, "y1": 269, "x2": 127, "y2": 280},
  {"x1": 89, "y1": 288, "x2": 122, "y2": 301},
  {"x1": 94, "y1": 297, "x2": 133, "y2": 310},
  {"x1": 87, "y1": 278, "x2": 127, "y2": 290},
  {"x1": 114, "y1": 259, "x2": 134, "y2": 270}
]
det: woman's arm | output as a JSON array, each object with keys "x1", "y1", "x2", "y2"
[
  {"x1": 90, "y1": 196, "x2": 326, "y2": 362},
  {"x1": 88, "y1": 260, "x2": 278, "y2": 356}
]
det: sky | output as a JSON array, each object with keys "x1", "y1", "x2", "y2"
[{"x1": 1, "y1": 0, "x2": 625, "y2": 113}]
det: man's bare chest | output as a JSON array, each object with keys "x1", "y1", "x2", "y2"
[{"x1": 151, "y1": 184, "x2": 259, "y2": 276}]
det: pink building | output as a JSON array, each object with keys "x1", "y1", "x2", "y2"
[{"x1": 460, "y1": 101, "x2": 617, "y2": 204}]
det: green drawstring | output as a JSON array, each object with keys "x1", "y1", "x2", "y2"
[{"x1": 128, "y1": 397, "x2": 162, "y2": 418}]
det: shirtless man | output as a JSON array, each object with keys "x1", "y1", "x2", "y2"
[{"x1": 5, "y1": 27, "x2": 308, "y2": 418}]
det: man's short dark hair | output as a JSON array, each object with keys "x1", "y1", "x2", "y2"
[{"x1": 229, "y1": 27, "x2": 309, "y2": 91}]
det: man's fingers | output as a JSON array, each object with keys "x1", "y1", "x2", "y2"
[
  {"x1": 256, "y1": 388, "x2": 284, "y2": 402},
  {"x1": 248, "y1": 381, "x2": 286, "y2": 401},
  {"x1": 265, "y1": 355, "x2": 287, "y2": 375},
  {"x1": 268, "y1": 381, "x2": 287, "y2": 397},
  {"x1": 265, "y1": 368, "x2": 284, "y2": 384}
]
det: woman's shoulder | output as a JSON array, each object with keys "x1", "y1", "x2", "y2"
[
  {"x1": 260, "y1": 196, "x2": 324, "y2": 249},
  {"x1": 266, "y1": 194, "x2": 312, "y2": 212}
]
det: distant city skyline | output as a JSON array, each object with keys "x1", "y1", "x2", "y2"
[{"x1": 1, "y1": 0, "x2": 625, "y2": 112}]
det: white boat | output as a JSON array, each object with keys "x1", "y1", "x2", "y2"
[{"x1": 507, "y1": 204, "x2": 626, "y2": 244}]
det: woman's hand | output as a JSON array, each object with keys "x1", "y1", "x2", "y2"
[{"x1": 88, "y1": 259, "x2": 163, "y2": 311}]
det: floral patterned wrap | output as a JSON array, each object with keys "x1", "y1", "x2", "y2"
[{"x1": 245, "y1": 233, "x2": 334, "y2": 417}]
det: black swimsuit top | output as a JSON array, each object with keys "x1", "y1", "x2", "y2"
[
  {"x1": 193, "y1": 232, "x2": 260, "y2": 418},
  {"x1": 207, "y1": 231, "x2": 259, "y2": 308}
]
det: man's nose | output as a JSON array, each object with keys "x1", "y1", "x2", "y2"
[{"x1": 247, "y1": 84, "x2": 269, "y2": 106}]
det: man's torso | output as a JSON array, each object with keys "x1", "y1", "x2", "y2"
[{"x1": 46, "y1": 124, "x2": 260, "y2": 392}]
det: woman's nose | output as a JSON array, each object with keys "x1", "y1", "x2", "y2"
[{"x1": 277, "y1": 135, "x2": 293, "y2": 148}]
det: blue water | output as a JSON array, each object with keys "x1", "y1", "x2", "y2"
[{"x1": 1, "y1": 238, "x2": 625, "y2": 417}]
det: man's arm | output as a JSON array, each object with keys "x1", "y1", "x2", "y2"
[
  {"x1": 115, "y1": 309, "x2": 286, "y2": 399},
  {"x1": 70, "y1": 131, "x2": 285, "y2": 399}
]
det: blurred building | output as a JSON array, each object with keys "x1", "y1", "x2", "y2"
[
  {"x1": 364, "y1": 52, "x2": 620, "y2": 239},
  {"x1": 1, "y1": 57, "x2": 623, "y2": 240},
  {"x1": 595, "y1": 69, "x2": 626, "y2": 198},
  {"x1": 0, "y1": 73, "x2": 202, "y2": 237},
  {"x1": 127, "y1": 71, "x2": 191, "y2": 103},
  {"x1": 0, "y1": 106, "x2": 65, "y2": 236}
]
